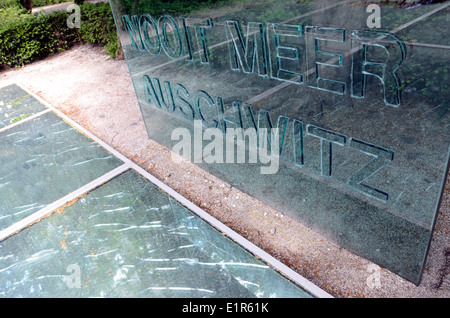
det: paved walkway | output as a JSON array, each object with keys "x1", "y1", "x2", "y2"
[{"x1": 32, "y1": 0, "x2": 107, "y2": 15}]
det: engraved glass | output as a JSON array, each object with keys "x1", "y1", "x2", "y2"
[{"x1": 108, "y1": 0, "x2": 450, "y2": 284}]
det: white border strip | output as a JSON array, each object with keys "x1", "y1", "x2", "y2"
[
  {"x1": 0, "y1": 108, "x2": 52, "y2": 134},
  {"x1": 17, "y1": 84, "x2": 333, "y2": 298},
  {"x1": 0, "y1": 163, "x2": 130, "y2": 242},
  {"x1": 17, "y1": 88, "x2": 135, "y2": 165}
]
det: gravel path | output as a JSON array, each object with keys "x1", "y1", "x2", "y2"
[
  {"x1": 32, "y1": 0, "x2": 107, "y2": 15},
  {"x1": 1, "y1": 43, "x2": 448, "y2": 298}
]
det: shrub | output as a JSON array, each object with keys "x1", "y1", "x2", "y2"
[
  {"x1": 78, "y1": 3, "x2": 116, "y2": 46},
  {"x1": 78, "y1": 2, "x2": 118, "y2": 58},
  {"x1": 0, "y1": 2, "x2": 117, "y2": 69},
  {"x1": 0, "y1": 13, "x2": 64, "y2": 68},
  {"x1": 0, "y1": 0, "x2": 232, "y2": 69},
  {"x1": 118, "y1": 0, "x2": 229, "y2": 16},
  {"x1": 0, "y1": 0, "x2": 28, "y2": 25}
]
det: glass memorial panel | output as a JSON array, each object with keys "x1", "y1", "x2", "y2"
[
  {"x1": 0, "y1": 169, "x2": 313, "y2": 298},
  {"x1": 109, "y1": 0, "x2": 450, "y2": 284}
]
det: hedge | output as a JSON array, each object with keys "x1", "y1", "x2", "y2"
[
  {"x1": 117, "y1": 0, "x2": 229, "y2": 16},
  {"x1": 0, "y1": 0, "x2": 231, "y2": 70},
  {"x1": 0, "y1": 2, "x2": 117, "y2": 70}
]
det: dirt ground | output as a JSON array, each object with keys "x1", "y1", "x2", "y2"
[{"x1": 1, "y1": 44, "x2": 449, "y2": 298}]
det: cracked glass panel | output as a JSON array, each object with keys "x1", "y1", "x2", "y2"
[
  {"x1": 0, "y1": 106, "x2": 124, "y2": 230},
  {"x1": 109, "y1": 0, "x2": 450, "y2": 284},
  {"x1": 0, "y1": 169, "x2": 313, "y2": 298},
  {"x1": 0, "y1": 84, "x2": 47, "y2": 129}
]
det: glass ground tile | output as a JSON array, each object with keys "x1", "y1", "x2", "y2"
[
  {"x1": 109, "y1": 0, "x2": 450, "y2": 284},
  {"x1": 0, "y1": 84, "x2": 47, "y2": 129},
  {"x1": 0, "y1": 109, "x2": 124, "y2": 231},
  {"x1": 0, "y1": 169, "x2": 313, "y2": 298}
]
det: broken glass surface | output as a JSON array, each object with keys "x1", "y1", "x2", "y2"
[
  {"x1": 0, "y1": 87, "x2": 124, "y2": 230},
  {"x1": 0, "y1": 84, "x2": 47, "y2": 129},
  {"x1": 109, "y1": 0, "x2": 450, "y2": 284},
  {"x1": 0, "y1": 169, "x2": 313, "y2": 298}
]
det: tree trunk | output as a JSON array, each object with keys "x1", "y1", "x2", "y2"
[{"x1": 20, "y1": 0, "x2": 33, "y2": 13}]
